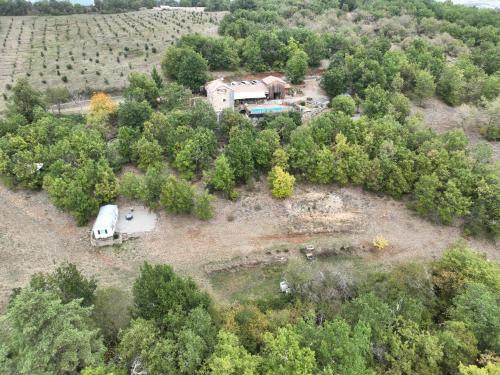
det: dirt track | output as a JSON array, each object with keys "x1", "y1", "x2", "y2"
[{"x1": 0, "y1": 180, "x2": 498, "y2": 312}]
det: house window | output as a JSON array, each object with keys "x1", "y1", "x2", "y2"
[{"x1": 104, "y1": 229, "x2": 108, "y2": 234}]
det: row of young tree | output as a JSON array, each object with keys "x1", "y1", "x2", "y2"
[
  {"x1": 0, "y1": 0, "x2": 160, "y2": 16},
  {"x1": 1, "y1": 65, "x2": 498, "y2": 237},
  {"x1": 0, "y1": 244, "x2": 498, "y2": 374}
]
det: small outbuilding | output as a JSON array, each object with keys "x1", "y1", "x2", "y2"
[
  {"x1": 262, "y1": 76, "x2": 290, "y2": 99},
  {"x1": 92, "y1": 204, "x2": 119, "y2": 240}
]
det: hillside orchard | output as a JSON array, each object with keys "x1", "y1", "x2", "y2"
[{"x1": 0, "y1": 8, "x2": 224, "y2": 111}]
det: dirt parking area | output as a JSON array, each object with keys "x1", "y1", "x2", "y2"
[{"x1": 0, "y1": 180, "x2": 497, "y2": 311}]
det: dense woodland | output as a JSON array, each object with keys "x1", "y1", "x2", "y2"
[
  {"x1": 0, "y1": 0, "x2": 499, "y2": 373},
  {"x1": 0, "y1": 245, "x2": 499, "y2": 374}
]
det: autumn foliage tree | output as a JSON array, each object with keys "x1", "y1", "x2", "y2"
[
  {"x1": 268, "y1": 166, "x2": 295, "y2": 198},
  {"x1": 89, "y1": 92, "x2": 117, "y2": 114}
]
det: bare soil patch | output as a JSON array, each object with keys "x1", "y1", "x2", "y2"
[{"x1": 0, "y1": 180, "x2": 497, "y2": 311}]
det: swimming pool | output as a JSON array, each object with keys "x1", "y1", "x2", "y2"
[{"x1": 249, "y1": 106, "x2": 287, "y2": 114}]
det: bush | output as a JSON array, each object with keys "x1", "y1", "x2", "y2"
[
  {"x1": 193, "y1": 191, "x2": 215, "y2": 220},
  {"x1": 373, "y1": 236, "x2": 389, "y2": 250}
]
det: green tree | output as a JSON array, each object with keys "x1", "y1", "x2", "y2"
[
  {"x1": 203, "y1": 330, "x2": 259, "y2": 375},
  {"x1": 205, "y1": 154, "x2": 238, "y2": 200},
  {"x1": 390, "y1": 92, "x2": 411, "y2": 122},
  {"x1": 385, "y1": 319, "x2": 443, "y2": 375},
  {"x1": 437, "y1": 65, "x2": 466, "y2": 106},
  {"x1": 161, "y1": 47, "x2": 209, "y2": 91},
  {"x1": 176, "y1": 328, "x2": 208, "y2": 374},
  {"x1": 7, "y1": 78, "x2": 46, "y2": 122},
  {"x1": 287, "y1": 125, "x2": 318, "y2": 178},
  {"x1": 438, "y1": 321, "x2": 479, "y2": 374},
  {"x1": 117, "y1": 126, "x2": 141, "y2": 162},
  {"x1": 160, "y1": 175, "x2": 195, "y2": 215},
  {"x1": 26, "y1": 262, "x2": 97, "y2": 307},
  {"x1": 312, "y1": 146, "x2": 334, "y2": 184},
  {"x1": 118, "y1": 318, "x2": 177, "y2": 374},
  {"x1": 159, "y1": 82, "x2": 191, "y2": 112},
  {"x1": 286, "y1": 49, "x2": 309, "y2": 84},
  {"x1": 432, "y1": 245, "x2": 500, "y2": 308},
  {"x1": 299, "y1": 319, "x2": 373, "y2": 375},
  {"x1": 94, "y1": 158, "x2": 119, "y2": 203},
  {"x1": 174, "y1": 128, "x2": 217, "y2": 180},
  {"x1": 189, "y1": 100, "x2": 218, "y2": 130},
  {"x1": 459, "y1": 362, "x2": 500, "y2": 375},
  {"x1": 117, "y1": 100, "x2": 152, "y2": 129},
  {"x1": 265, "y1": 114, "x2": 300, "y2": 143},
  {"x1": 92, "y1": 287, "x2": 132, "y2": 346},
  {"x1": 45, "y1": 86, "x2": 70, "y2": 115},
  {"x1": 151, "y1": 66, "x2": 163, "y2": 89},
  {"x1": 134, "y1": 136, "x2": 164, "y2": 171},
  {"x1": 414, "y1": 69, "x2": 436, "y2": 105},
  {"x1": 450, "y1": 283, "x2": 500, "y2": 352},
  {"x1": 261, "y1": 327, "x2": 316, "y2": 375},
  {"x1": 322, "y1": 64, "x2": 349, "y2": 97},
  {"x1": 331, "y1": 95, "x2": 356, "y2": 116},
  {"x1": 466, "y1": 176, "x2": 500, "y2": 237},
  {"x1": 4, "y1": 288, "x2": 104, "y2": 374},
  {"x1": 254, "y1": 129, "x2": 280, "y2": 170},
  {"x1": 272, "y1": 148, "x2": 289, "y2": 170},
  {"x1": 132, "y1": 263, "x2": 210, "y2": 330},
  {"x1": 126, "y1": 72, "x2": 160, "y2": 107},
  {"x1": 363, "y1": 85, "x2": 391, "y2": 118},
  {"x1": 342, "y1": 292, "x2": 395, "y2": 347},
  {"x1": 119, "y1": 172, "x2": 147, "y2": 201},
  {"x1": 224, "y1": 126, "x2": 256, "y2": 183}
]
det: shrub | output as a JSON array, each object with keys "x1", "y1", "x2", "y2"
[
  {"x1": 373, "y1": 236, "x2": 389, "y2": 250},
  {"x1": 193, "y1": 191, "x2": 214, "y2": 220}
]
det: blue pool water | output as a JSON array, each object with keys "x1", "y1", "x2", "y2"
[{"x1": 250, "y1": 106, "x2": 286, "y2": 114}]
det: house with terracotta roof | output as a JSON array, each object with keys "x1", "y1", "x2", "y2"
[{"x1": 205, "y1": 75, "x2": 292, "y2": 113}]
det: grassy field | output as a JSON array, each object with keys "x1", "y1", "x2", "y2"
[
  {"x1": 0, "y1": 8, "x2": 225, "y2": 111},
  {"x1": 209, "y1": 251, "x2": 368, "y2": 304}
]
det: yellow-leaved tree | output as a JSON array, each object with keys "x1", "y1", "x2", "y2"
[
  {"x1": 268, "y1": 166, "x2": 295, "y2": 199},
  {"x1": 89, "y1": 92, "x2": 117, "y2": 114},
  {"x1": 88, "y1": 92, "x2": 117, "y2": 136}
]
